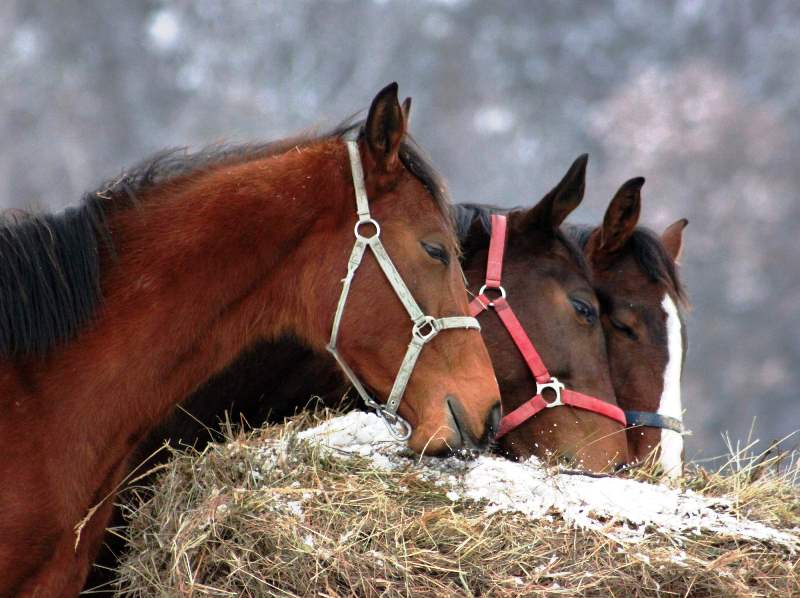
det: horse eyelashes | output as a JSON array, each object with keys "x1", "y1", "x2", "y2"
[
  {"x1": 570, "y1": 298, "x2": 597, "y2": 325},
  {"x1": 421, "y1": 241, "x2": 450, "y2": 266},
  {"x1": 610, "y1": 318, "x2": 638, "y2": 340}
]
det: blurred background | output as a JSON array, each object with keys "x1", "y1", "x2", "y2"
[{"x1": 2, "y1": 0, "x2": 798, "y2": 460}]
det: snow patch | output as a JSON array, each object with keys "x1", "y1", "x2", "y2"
[{"x1": 298, "y1": 412, "x2": 799, "y2": 551}]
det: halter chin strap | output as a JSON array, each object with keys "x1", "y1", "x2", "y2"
[
  {"x1": 327, "y1": 135, "x2": 481, "y2": 440},
  {"x1": 623, "y1": 410, "x2": 684, "y2": 434},
  {"x1": 469, "y1": 214, "x2": 627, "y2": 440}
]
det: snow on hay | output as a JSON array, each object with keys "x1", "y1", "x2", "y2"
[{"x1": 297, "y1": 411, "x2": 799, "y2": 551}]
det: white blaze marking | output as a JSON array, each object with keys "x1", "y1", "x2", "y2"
[{"x1": 659, "y1": 294, "x2": 684, "y2": 478}]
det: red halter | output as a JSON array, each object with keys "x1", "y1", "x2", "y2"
[{"x1": 469, "y1": 214, "x2": 627, "y2": 440}]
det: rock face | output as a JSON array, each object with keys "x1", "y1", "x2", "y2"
[{"x1": 2, "y1": 0, "x2": 800, "y2": 456}]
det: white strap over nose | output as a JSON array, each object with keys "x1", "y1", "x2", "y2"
[{"x1": 326, "y1": 135, "x2": 481, "y2": 440}]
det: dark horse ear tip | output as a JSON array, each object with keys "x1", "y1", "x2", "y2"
[
  {"x1": 558, "y1": 154, "x2": 588, "y2": 190},
  {"x1": 570, "y1": 153, "x2": 589, "y2": 175},
  {"x1": 630, "y1": 176, "x2": 646, "y2": 188},
  {"x1": 619, "y1": 176, "x2": 645, "y2": 194},
  {"x1": 377, "y1": 82, "x2": 400, "y2": 97}
]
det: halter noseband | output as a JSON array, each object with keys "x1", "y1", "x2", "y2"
[
  {"x1": 327, "y1": 135, "x2": 482, "y2": 440},
  {"x1": 469, "y1": 213, "x2": 627, "y2": 440}
]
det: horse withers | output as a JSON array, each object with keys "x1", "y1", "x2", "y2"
[
  {"x1": 0, "y1": 83, "x2": 500, "y2": 597},
  {"x1": 571, "y1": 179, "x2": 689, "y2": 477}
]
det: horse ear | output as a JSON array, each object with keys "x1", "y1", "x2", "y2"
[
  {"x1": 662, "y1": 218, "x2": 688, "y2": 263},
  {"x1": 591, "y1": 177, "x2": 644, "y2": 255},
  {"x1": 365, "y1": 82, "x2": 407, "y2": 170},
  {"x1": 524, "y1": 154, "x2": 588, "y2": 232},
  {"x1": 402, "y1": 97, "x2": 412, "y2": 123}
]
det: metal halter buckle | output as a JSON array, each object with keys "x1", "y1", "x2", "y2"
[
  {"x1": 412, "y1": 316, "x2": 440, "y2": 343},
  {"x1": 478, "y1": 284, "x2": 506, "y2": 307},
  {"x1": 537, "y1": 377, "x2": 565, "y2": 408}
]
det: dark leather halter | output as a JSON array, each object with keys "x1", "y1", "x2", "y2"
[
  {"x1": 623, "y1": 410, "x2": 683, "y2": 434},
  {"x1": 468, "y1": 214, "x2": 627, "y2": 440}
]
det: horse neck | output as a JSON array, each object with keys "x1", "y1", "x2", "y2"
[{"x1": 26, "y1": 139, "x2": 352, "y2": 463}]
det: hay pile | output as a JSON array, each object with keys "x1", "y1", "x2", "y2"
[{"x1": 111, "y1": 410, "x2": 800, "y2": 597}]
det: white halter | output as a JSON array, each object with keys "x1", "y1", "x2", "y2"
[{"x1": 326, "y1": 136, "x2": 481, "y2": 440}]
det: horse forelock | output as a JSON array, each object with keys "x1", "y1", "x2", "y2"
[
  {"x1": 629, "y1": 227, "x2": 688, "y2": 307},
  {"x1": 454, "y1": 204, "x2": 590, "y2": 280},
  {"x1": 567, "y1": 224, "x2": 688, "y2": 307}
]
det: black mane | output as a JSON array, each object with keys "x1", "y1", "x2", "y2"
[
  {"x1": 452, "y1": 203, "x2": 504, "y2": 241},
  {"x1": 0, "y1": 121, "x2": 451, "y2": 358},
  {"x1": 567, "y1": 224, "x2": 687, "y2": 304},
  {"x1": 0, "y1": 206, "x2": 104, "y2": 357},
  {"x1": 453, "y1": 203, "x2": 590, "y2": 275}
]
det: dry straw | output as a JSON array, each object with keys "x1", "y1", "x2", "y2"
[{"x1": 106, "y1": 410, "x2": 799, "y2": 597}]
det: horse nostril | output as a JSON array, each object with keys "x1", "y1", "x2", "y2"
[
  {"x1": 486, "y1": 402, "x2": 502, "y2": 441},
  {"x1": 447, "y1": 395, "x2": 486, "y2": 450}
]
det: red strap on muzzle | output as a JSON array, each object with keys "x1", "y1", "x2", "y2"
[{"x1": 470, "y1": 214, "x2": 627, "y2": 440}]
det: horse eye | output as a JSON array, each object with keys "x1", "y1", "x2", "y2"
[
  {"x1": 570, "y1": 298, "x2": 597, "y2": 325},
  {"x1": 421, "y1": 241, "x2": 450, "y2": 266},
  {"x1": 610, "y1": 318, "x2": 638, "y2": 340}
]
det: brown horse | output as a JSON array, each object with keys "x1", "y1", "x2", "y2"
[
  {"x1": 570, "y1": 179, "x2": 688, "y2": 476},
  {"x1": 457, "y1": 156, "x2": 629, "y2": 471},
  {"x1": 92, "y1": 159, "x2": 633, "y2": 592},
  {"x1": 131, "y1": 159, "x2": 629, "y2": 472},
  {"x1": 0, "y1": 83, "x2": 501, "y2": 597}
]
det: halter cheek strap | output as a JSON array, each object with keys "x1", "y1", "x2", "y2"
[
  {"x1": 469, "y1": 213, "x2": 627, "y2": 440},
  {"x1": 326, "y1": 136, "x2": 481, "y2": 440}
]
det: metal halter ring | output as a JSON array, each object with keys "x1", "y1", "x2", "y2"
[
  {"x1": 537, "y1": 377, "x2": 565, "y2": 408},
  {"x1": 379, "y1": 407, "x2": 413, "y2": 440},
  {"x1": 478, "y1": 284, "x2": 506, "y2": 307},
  {"x1": 354, "y1": 218, "x2": 381, "y2": 240},
  {"x1": 412, "y1": 315, "x2": 440, "y2": 343}
]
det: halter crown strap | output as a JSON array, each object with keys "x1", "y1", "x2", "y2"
[
  {"x1": 485, "y1": 212, "x2": 507, "y2": 288},
  {"x1": 347, "y1": 133, "x2": 372, "y2": 222},
  {"x1": 469, "y1": 213, "x2": 627, "y2": 440},
  {"x1": 327, "y1": 138, "x2": 481, "y2": 439}
]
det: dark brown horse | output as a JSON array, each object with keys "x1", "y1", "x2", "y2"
[
  {"x1": 570, "y1": 179, "x2": 688, "y2": 476},
  {"x1": 457, "y1": 156, "x2": 629, "y2": 471},
  {"x1": 0, "y1": 83, "x2": 501, "y2": 597}
]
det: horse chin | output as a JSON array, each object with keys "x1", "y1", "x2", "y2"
[
  {"x1": 571, "y1": 445, "x2": 629, "y2": 474},
  {"x1": 407, "y1": 425, "x2": 462, "y2": 456},
  {"x1": 406, "y1": 416, "x2": 475, "y2": 458}
]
